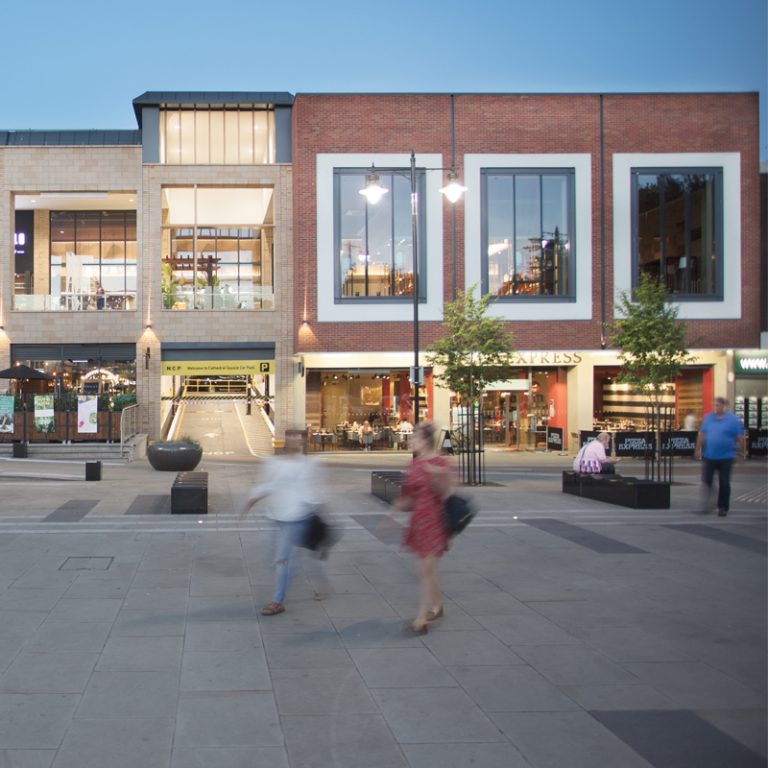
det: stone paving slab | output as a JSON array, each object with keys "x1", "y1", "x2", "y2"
[{"x1": 0, "y1": 452, "x2": 763, "y2": 766}]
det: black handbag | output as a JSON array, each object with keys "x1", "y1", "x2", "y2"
[
  {"x1": 443, "y1": 494, "x2": 475, "y2": 536},
  {"x1": 301, "y1": 508, "x2": 339, "y2": 558}
]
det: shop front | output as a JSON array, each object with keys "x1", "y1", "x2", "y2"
[
  {"x1": 304, "y1": 366, "x2": 431, "y2": 451},
  {"x1": 2, "y1": 343, "x2": 136, "y2": 443},
  {"x1": 299, "y1": 351, "x2": 576, "y2": 453},
  {"x1": 733, "y1": 349, "x2": 768, "y2": 457},
  {"x1": 592, "y1": 365, "x2": 714, "y2": 433},
  {"x1": 583, "y1": 354, "x2": 725, "y2": 458},
  {"x1": 482, "y1": 366, "x2": 569, "y2": 451}
]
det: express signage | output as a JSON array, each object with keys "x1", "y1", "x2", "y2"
[
  {"x1": 546, "y1": 426, "x2": 564, "y2": 451},
  {"x1": 748, "y1": 429, "x2": 768, "y2": 456},
  {"x1": 582, "y1": 431, "x2": 698, "y2": 457}
]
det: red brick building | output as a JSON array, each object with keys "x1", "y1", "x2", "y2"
[{"x1": 291, "y1": 92, "x2": 763, "y2": 449}]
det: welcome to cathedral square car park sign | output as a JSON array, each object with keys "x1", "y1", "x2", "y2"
[{"x1": 161, "y1": 360, "x2": 274, "y2": 376}]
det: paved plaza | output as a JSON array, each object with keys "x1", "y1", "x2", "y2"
[{"x1": 0, "y1": 449, "x2": 765, "y2": 768}]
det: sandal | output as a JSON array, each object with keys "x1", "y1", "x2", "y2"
[
  {"x1": 403, "y1": 621, "x2": 428, "y2": 635},
  {"x1": 426, "y1": 606, "x2": 444, "y2": 622},
  {"x1": 261, "y1": 602, "x2": 285, "y2": 616}
]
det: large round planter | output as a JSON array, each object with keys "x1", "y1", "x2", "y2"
[{"x1": 146, "y1": 442, "x2": 203, "y2": 472}]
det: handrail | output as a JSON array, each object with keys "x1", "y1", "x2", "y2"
[
  {"x1": 120, "y1": 404, "x2": 140, "y2": 457},
  {"x1": 259, "y1": 399, "x2": 275, "y2": 436}
]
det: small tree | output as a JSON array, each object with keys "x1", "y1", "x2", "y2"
[
  {"x1": 427, "y1": 287, "x2": 515, "y2": 484},
  {"x1": 611, "y1": 274, "x2": 694, "y2": 481}
]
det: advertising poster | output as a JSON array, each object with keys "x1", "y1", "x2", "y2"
[
  {"x1": 77, "y1": 395, "x2": 98, "y2": 434},
  {"x1": 34, "y1": 395, "x2": 55, "y2": 433},
  {"x1": 0, "y1": 395, "x2": 13, "y2": 433}
]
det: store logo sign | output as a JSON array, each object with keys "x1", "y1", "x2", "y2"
[{"x1": 735, "y1": 350, "x2": 768, "y2": 376}]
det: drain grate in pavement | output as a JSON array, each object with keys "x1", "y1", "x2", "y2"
[
  {"x1": 523, "y1": 518, "x2": 648, "y2": 554},
  {"x1": 591, "y1": 709, "x2": 765, "y2": 768},
  {"x1": 125, "y1": 494, "x2": 171, "y2": 515},
  {"x1": 664, "y1": 524, "x2": 767, "y2": 555},
  {"x1": 60, "y1": 556, "x2": 114, "y2": 571},
  {"x1": 44, "y1": 500, "x2": 99, "y2": 523}
]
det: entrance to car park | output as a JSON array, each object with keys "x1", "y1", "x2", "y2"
[{"x1": 160, "y1": 343, "x2": 275, "y2": 449}]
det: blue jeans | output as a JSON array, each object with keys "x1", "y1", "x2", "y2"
[
  {"x1": 272, "y1": 519, "x2": 308, "y2": 604},
  {"x1": 702, "y1": 458, "x2": 734, "y2": 512}
]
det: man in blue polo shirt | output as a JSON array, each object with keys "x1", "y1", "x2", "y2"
[{"x1": 694, "y1": 397, "x2": 746, "y2": 517}]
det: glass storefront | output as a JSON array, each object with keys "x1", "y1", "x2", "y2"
[
  {"x1": 1, "y1": 344, "x2": 136, "y2": 443},
  {"x1": 305, "y1": 368, "x2": 430, "y2": 450},
  {"x1": 733, "y1": 350, "x2": 768, "y2": 457},
  {"x1": 593, "y1": 367, "x2": 707, "y2": 431},
  {"x1": 478, "y1": 368, "x2": 567, "y2": 450}
]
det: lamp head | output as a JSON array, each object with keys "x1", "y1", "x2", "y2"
[
  {"x1": 359, "y1": 166, "x2": 389, "y2": 205},
  {"x1": 439, "y1": 171, "x2": 468, "y2": 204}
]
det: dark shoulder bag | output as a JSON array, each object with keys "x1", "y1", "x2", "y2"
[{"x1": 443, "y1": 494, "x2": 476, "y2": 536}]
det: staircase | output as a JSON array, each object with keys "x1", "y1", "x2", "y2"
[{"x1": 0, "y1": 435, "x2": 147, "y2": 462}]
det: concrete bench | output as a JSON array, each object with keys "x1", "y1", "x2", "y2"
[
  {"x1": 171, "y1": 471, "x2": 208, "y2": 514},
  {"x1": 371, "y1": 471, "x2": 405, "y2": 505},
  {"x1": 562, "y1": 471, "x2": 670, "y2": 509}
]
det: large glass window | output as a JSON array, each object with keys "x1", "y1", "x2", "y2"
[
  {"x1": 482, "y1": 169, "x2": 575, "y2": 298},
  {"x1": 159, "y1": 108, "x2": 274, "y2": 165},
  {"x1": 49, "y1": 210, "x2": 137, "y2": 310},
  {"x1": 334, "y1": 169, "x2": 426, "y2": 301},
  {"x1": 161, "y1": 187, "x2": 274, "y2": 310},
  {"x1": 632, "y1": 169, "x2": 721, "y2": 297},
  {"x1": 13, "y1": 193, "x2": 137, "y2": 312}
]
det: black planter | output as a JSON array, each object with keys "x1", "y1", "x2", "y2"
[
  {"x1": 562, "y1": 471, "x2": 671, "y2": 509},
  {"x1": 146, "y1": 442, "x2": 203, "y2": 472}
]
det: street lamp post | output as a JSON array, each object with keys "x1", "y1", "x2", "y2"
[
  {"x1": 409, "y1": 153, "x2": 421, "y2": 424},
  {"x1": 360, "y1": 151, "x2": 466, "y2": 425}
]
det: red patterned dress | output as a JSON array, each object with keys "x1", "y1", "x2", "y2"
[{"x1": 401, "y1": 455, "x2": 451, "y2": 557}]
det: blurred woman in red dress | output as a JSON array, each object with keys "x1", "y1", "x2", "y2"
[{"x1": 393, "y1": 421, "x2": 453, "y2": 634}]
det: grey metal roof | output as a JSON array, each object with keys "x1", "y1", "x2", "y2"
[
  {"x1": 0, "y1": 130, "x2": 140, "y2": 146},
  {"x1": 132, "y1": 91, "x2": 294, "y2": 126}
]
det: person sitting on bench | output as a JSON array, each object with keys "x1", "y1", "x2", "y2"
[{"x1": 573, "y1": 432, "x2": 620, "y2": 474}]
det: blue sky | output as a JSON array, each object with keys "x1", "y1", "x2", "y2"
[{"x1": 2, "y1": 0, "x2": 766, "y2": 159}]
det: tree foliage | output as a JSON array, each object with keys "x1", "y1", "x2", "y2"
[
  {"x1": 426, "y1": 288, "x2": 515, "y2": 404},
  {"x1": 611, "y1": 274, "x2": 693, "y2": 398}
]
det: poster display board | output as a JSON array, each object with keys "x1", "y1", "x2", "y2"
[
  {"x1": 77, "y1": 396, "x2": 98, "y2": 434},
  {"x1": 34, "y1": 395, "x2": 55, "y2": 433},
  {"x1": 0, "y1": 395, "x2": 13, "y2": 433}
]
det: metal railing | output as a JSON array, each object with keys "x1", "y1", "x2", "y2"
[
  {"x1": 120, "y1": 404, "x2": 140, "y2": 457},
  {"x1": 13, "y1": 292, "x2": 137, "y2": 311},
  {"x1": 162, "y1": 286, "x2": 274, "y2": 311}
]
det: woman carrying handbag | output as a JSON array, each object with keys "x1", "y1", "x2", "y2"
[{"x1": 389, "y1": 420, "x2": 454, "y2": 634}]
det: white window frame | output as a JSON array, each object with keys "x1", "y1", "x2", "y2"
[
  {"x1": 316, "y1": 153, "x2": 444, "y2": 323},
  {"x1": 464, "y1": 153, "x2": 593, "y2": 321},
  {"x1": 613, "y1": 152, "x2": 741, "y2": 320}
]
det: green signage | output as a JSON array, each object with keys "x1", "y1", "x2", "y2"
[{"x1": 734, "y1": 350, "x2": 768, "y2": 377}]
